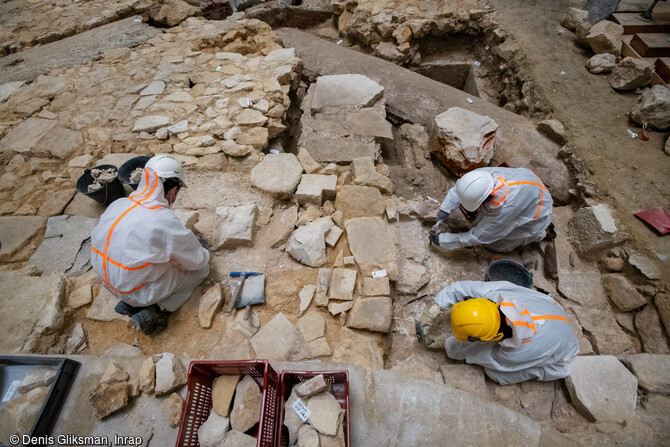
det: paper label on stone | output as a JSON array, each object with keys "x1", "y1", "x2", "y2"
[
  {"x1": 2, "y1": 380, "x2": 20, "y2": 402},
  {"x1": 372, "y1": 269, "x2": 387, "y2": 278},
  {"x1": 291, "y1": 398, "x2": 311, "y2": 422}
]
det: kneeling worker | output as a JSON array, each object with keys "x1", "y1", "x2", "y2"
[
  {"x1": 430, "y1": 167, "x2": 554, "y2": 252},
  {"x1": 91, "y1": 154, "x2": 210, "y2": 335},
  {"x1": 419, "y1": 280, "x2": 579, "y2": 385}
]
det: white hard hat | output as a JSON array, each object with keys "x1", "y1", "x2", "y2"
[
  {"x1": 456, "y1": 170, "x2": 495, "y2": 212},
  {"x1": 145, "y1": 154, "x2": 186, "y2": 187}
]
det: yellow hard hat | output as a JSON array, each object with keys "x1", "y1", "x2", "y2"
[{"x1": 451, "y1": 298, "x2": 503, "y2": 342}]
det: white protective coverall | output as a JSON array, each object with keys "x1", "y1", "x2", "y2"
[
  {"x1": 438, "y1": 167, "x2": 553, "y2": 252},
  {"x1": 435, "y1": 280, "x2": 579, "y2": 385},
  {"x1": 90, "y1": 168, "x2": 210, "y2": 312}
]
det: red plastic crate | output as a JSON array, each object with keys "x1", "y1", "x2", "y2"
[
  {"x1": 276, "y1": 370, "x2": 350, "y2": 447},
  {"x1": 175, "y1": 360, "x2": 279, "y2": 447}
]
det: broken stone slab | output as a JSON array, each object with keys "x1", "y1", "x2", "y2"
[
  {"x1": 318, "y1": 409, "x2": 345, "y2": 447},
  {"x1": 621, "y1": 353, "x2": 670, "y2": 394},
  {"x1": 221, "y1": 430, "x2": 257, "y2": 447},
  {"x1": 655, "y1": 293, "x2": 670, "y2": 335},
  {"x1": 635, "y1": 304, "x2": 670, "y2": 354},
  {"x1": 334, "y1": 185, "x2": 386, "y2": 220},
  {"x1": 212, "y1": 375, "x2": 240, "y2": 417},
  {"x1": 87, "y1": 288, "x2": 125, "y2": 322},
  {"x1": 325, "y1": 225, "x2": 343, "y2": 247},
  {"x1": 284, "y1": 388, "x2": 304, "y2": 445},
  {"x1": 174, "y1": 209, "x2": 199, "y2": 231},
  {"x1": 0, "y1": 216, "x2": 46, "y2": 262},
  {"x1": 573, "y1": 307, "x2": 635, "y2": 355},
  {"x1": 345, "y1": 217, "x2": 399, "y2": 280},
  {"x1": 139, "y1": 357, "x2": 156, "y2": 394},
  {"x1": 155, "y1": 356, "x2": 187, "y2": 396},
  {"x1": 363, "y1": 277, "x2": 390, "y2": 296},
  {"x1": 214, "y1": 204, "x2": 258, "y2": 249},
  {"x1": 315, "y1": 268, "x2": 332, "y2": 307},
  {"x1": 35, "y1": 127, "x2": 83, "y2": 160},
  {"x1": 561, "y1": 7, "x2": 588, "y2": 31},
  {"x1": 396, "y1": 258, "x2": 430, "y2": 295},
  {"x1": 199, "y1": 285, "x2": 223, "y2": 328},
  {"x1": 89, "y1": 380, "x2": 129, "y2": 420},
  {"x1": 537, "y1": 119, "x2": 566, "y2": 145},
  {"x1": 250, "y1": 313, "x2": 311, "y2": 361},
  {"x1": 295, "y1": 374, "x2": 328, "y2": 399},
  {"x1": 398, "y1": 123, "x2": 431, "y2": 169},
  {"x1": 586, "y1": 20, "x2": 623, "y2": 56},
  {"x1": 0, "y1": 387, "x2": 49, "y2": 435},
  {"x1": 565, "y1": 355, "x2": 637, "y2": 423},
  {"x1": 140, "y1": 80, "x2": 166, "y2": 96},
  {"x1": 328, "y1": 268, "x2": 357, "y2": 301},
  {"x1": 396, "y1": 198, "x2": 441, "y2": 222},
  {"x1": 585, "y1": 53, "x2": 616, "y2": 74},
  {"x1": 198, "y1": 410, "x2": 231, "y2": 447},
  {"x1": 127, "y1": 379, "x2": 140, "y2": 397},
  {"x1": 296, "y1": 174, "x2": 338, "y2": 206},
  {"x1": 0, "y1": 118, "x2": 57, "y2": 155},
  {"x1": 64, "y1": 323, "x2": 87, "y2": 355},
  {"x1": 230, "y1": 375, "x2": 262, "y2": 432},
  {"x1": 630, "y1": 85, "x2": 670, "y2": 131},
  {"x1": 296, "y1": 311, "x2": 326, "y2": 342},
  {"x1": 301, "y1": 133, "x2": 379, "y2": 164},
  {"x1": 297, "y1": 147, "x2": 321, "y2": 174},
  {"x1": 308, "y1": 337, "x2": 332, "y2": 357},
  {"x1": 286, "y1": 217, "x2": 334, "y2": 267},
  {"x1": 0, "y1": 80, "x2": 25, "y2": 103},
  {"x1": 250, "y1": 153, "x2": 303, "y2": 199},
  {"x1": 328, "y1": 300, "x2": 353, "y2": 315},
  {"x1": 567, "y1": 204, "x2": 620, "y2": 258},
  {"x1": 299, "y1": 424, "x2": 321, "y2": 447},
  {"x1": 102, "y1": 362, "x2": 130, "y2": 383},
  {"x1": 163, "y1": 392, "x2": 184, "y2": 428},
  {"x1": 347, "y1": 296, "x2": 393, "y2": 333},
  {"x1": 268, "y1": 205, "x2": 299, "y2": 249},
  {"x1": 428, "y1": 107, "x2": 498, "y2": 176},
  {"x1": 18, "y1": 367, "x2": 57, "y2": 394},
  {"x1": 440, "y1": 364, "x2": 488, "y2": 400},
  {"x1": 313, "y1": 108, "x2": 393, "y2": 143},
  {"x1": 609, "y1": 57, "x2": 654, "y2": 91},
  {"x1": 351, "y1": 157, "x2": 394, "y2": 194},
  {"x1": 299, "y1": 284, "x2": 317, "y2": 315},
  {"x1": 628, "y1": 253, "x2": 662, "y2": 280},
  {"x1": 310, "y1": 74, "x2": 384, "y2": 113},
  {"x1": 307, "y1": 391, "x2": 341, "y2": 435},
  {"x1": 132, "y1": 115, "x2": 170, "y2": 133},
  {"x1": 28, "y1": 215, "x2": 98, "y2": 276},
  {"x1": 602, "y1": 274, "x2": 648, "y2": 312}
]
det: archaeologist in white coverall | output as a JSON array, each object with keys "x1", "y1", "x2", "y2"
[
  {"x1": 90, "y1": 154, "x2": 210, "y2": 335},
  {"x1": 418, "y1": 280, "x2": 579, "y2": 385},
  {"x1": 429, "y1": 167, "x2": 554, "y2": 252}
]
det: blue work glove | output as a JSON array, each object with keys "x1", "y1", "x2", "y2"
[
  {"x1": 429, "y1": 233, "x2": 440, "y2": 246},
  {"x1": 199, "y1": 238, "x2": 209, "y2": 250},
  {"x1": 436, "y1": 210, "x2": 449, "y2": 222}
]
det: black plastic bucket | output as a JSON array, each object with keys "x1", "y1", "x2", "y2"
[
  {"x1": 485, "y1": 259, "x2": 534, "y2": 289},
  {"x1": 118, "y1": 156, "x2": 151, "y2": 190},
  {"x1": 75, "y1": 164, "x2": 126, "y2": 206}
]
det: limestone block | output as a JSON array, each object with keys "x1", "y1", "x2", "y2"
[
  {"x1": 299, "y1": 424, "x2": 321, "y2": 447},
  {"x1": 132, "y1": 115, "x2": 170, "y2": 133},
  {"x1": 174, "y1": 209, "x2": 199, "y2": 231},
  {"x1": 286, "y1": 217, "x2": 334, "y2": 267},
  {"x1": 585, "y1": 53, "x2": 616, "y2": 74},
  {"x1": 102, "y1": 362, "x2": 129, "y2": 383},
  {"x1": 602, "y1": 274, "x2": 647, "y2": 312},
  {"x1": 345, "y1": 217, "x2": 399, "y2": 280},
  {"x1": 631, "y1": 85, "x2": 670, "y2": 130},
  {"x1": 213, "y1": 375, "x2": 241, "y2": 417},
  {"x1": 139, "y1": 357, "x2": 155, "y2": 394},
  {"x1": 622, "y1": 353, "x2": 670, "y2": 394},
  {"x1": 250, "y1": 153, "x2": 303, "y2": 198},
  {"x1": 222, "y1": 140, "x2": 253, "y2": 157},
  {"x1": 87, "y1": 288, "x2": 125, "y2": 322},
  {"x1": 635, "y1": 305, "x2": 670, "y2": 354},
  {"x1": 347, "y1": 296, "x2": 393, "y2": 333},
  {"x1": 34, "y1": 127, "x2": 83, "y2": 159},
  {"x1": 301, "y1": 133, "x2": 379, "y2": 164},
  {"x1": 398, "y1": 123, "x2": 431, "y2": 169},
  {"x1": 440, "y1": 364, "x2": 488, "y2": 400},
  {"x1": 163, "y1": 392, "x2": 184, "y2": 427},
  {"x1": 284, "y1": 389, "x2": 304, "y2": 445},
  {"x1": 296, "y1": 311, "x2": 325, "y2": 342},
  {"x1": 198, "y1": 410, "x2": 230, "y2": 447},
  {"x1": 89, "y1": 381, "x2": 129, "y2": 419},
  {"x1": 351, "y1": 157, "x2": 394, "y2": 194},
  {"x1": 307, "y1": 337, "x2": 332, "y2": 357},
  {"x1": 221, "y1": 430, "x2": 256, "y2": 447},
  {"x1": 0, "y1": 118, "x2": 56, "y2": 154},
  {"x1": 313, "y1": 108, "x2": 393, "y2": 143},
  {"x1": 268, "y1": 205, "x2": 299, "y2": 249},
  {"x1": 655, "y1": 293, "x2": 670, "y2": 335},
  {"x1": 307, "y1": 392, "x2": 341, "y2": 435},
  {"x1": 328, "y1": 301, "x2": 353, "y2": 315},
  {"x1": 334, "y1": 185, "x2": 386, "y2": 219},
  {"x1": 428, "y1": 107, "x2": 498, "y2": 176},
  {"x1": 311, "y1": 74, "x2": 384, "y2": 113},
  {"x1": 565, "y1": 355, "x2": 637, "y2": 423},
  {"x1": 567, "y1": 204, "x2": 619, "y2": 258},
  {"x1": 214, "y1": 204, "x2": 257, "y2": 249},
  {"x1": 297, "y1": 147, "x2": 321, "y2": 174},
  {"x1": 250, "y1": 313, "x2": 310, "y2": 361},
  {"x1": 628, "y1": 253, "x2": 662, "y2": 280},
  {"x1": 396, "y1": 258, "x2": 430, "y2": 294},
  {"x1": 328, "y1": 268, "x2": 357, "y2": 301},
  {"x1": 0, "y1": 216, "x2": 46, "y2": 262},
  {"x1": 586, "y1": 20, "x2": 623, "y2": 56},
  {"x1": 64, "y1": 323, "x2": 87, "y2": 355},
  {"x1": 573, "y1": 308, "x2": 635, "y2": 355},
  {"x1": 363, "y1": 277, "x2": 390, "y2": 296},
  {"x1": 316, "y1": 268, "x2": 332, "y2": 307},
  {"x1": 153, "y1": 0, "x2": 198, "y2": 27},
  {"x1": 230, "y1": 376, "x2": 261, "y2": 432},
  {"x1": 0, "y1": 80, "x2": 25, "y2": 103},
  {"x1": 561, "y1": 7, "x2": 588, "y2": 31},
  {"x1": 610, "y1": 57, "x2": 653, "y2": 91},
  {"x1": 295, "y1": 374, "x2": 328, "y2": 400},
  {"x1": 299, "y1": 284, "x2": 316, "y2": 315},
  {"x1": 155, "y1": 356, "x2": 187, "y2": 396},
  {"x1": 18, "y1": 367, "x2": 56, "y2": 394},
  {"x1": 325, "y1": 225, "x2": 343, "y2": 247},
  {"x1": 199, "y1": 285, "x2": 223, "y2": 328},
  {"x1": 140, "y1": 81, "x2": 165, "y2": 96},
  {"x1": 296, "y1": 174, "x2": 338, "y2": 206},
  {"x1": 318, "y1": 410, "x2": 345, "y2": 447}
]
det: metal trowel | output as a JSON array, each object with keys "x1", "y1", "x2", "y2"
[{"x1": 225, "y1": 271, "x2": 265, "y2": 320}]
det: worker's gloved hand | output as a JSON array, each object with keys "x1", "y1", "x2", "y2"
[
  {"x1": 428, "y1": 232, "x2": 440, "y2": 246},
  {"x1": 415, "y1": 303, "x2": 442, "y2": 346},
  {"x1": 436, "y1": 210, "x2": 449, "y2": 222},
  {"x1": 198, "y1": 238, "x2": 209, "y2": 250}
]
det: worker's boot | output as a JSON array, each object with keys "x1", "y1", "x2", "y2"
[
  {"x1": 114, "y1": 301, "x2": 142, "y2": 316},
  {"x1": 131, "y1": 304, "x2": 171, "y2": 335}
]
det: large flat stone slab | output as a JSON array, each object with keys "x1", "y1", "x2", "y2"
[
  {"x1": 565, "y1": 355, "x2": 638, "y2": 423},
  {"x1": 344, "y1": 217, "x2": 398, "y2": 280},
  {"x1": 622, "y1": 353, "x2": 670, "y2": 394},
  {"x1": 28, "y1": 215, "x2": 98, "y2": 276},
  {"x1": 250, "y1": 313, "x2": 311, "y2": 361},
  {"x1": 310, "y1": 74, "x2": 384, "y2": 112},
  {"x1": 0, "y1": 118, "x2": 56, "y2": 155},
  {"x1": 0, "y1": 216, "x2": 46, "y2": 262}
]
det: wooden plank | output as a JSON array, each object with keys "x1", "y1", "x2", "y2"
[
  {"x1": 630, "y1": 33, "x2": 670, "y2": 57},
  {"x1": 611, "y1": 12, "x2": 670, "y2": 33},
  {"x1": 655, "y1": 57, "x2": 670, "y2": 82}
]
